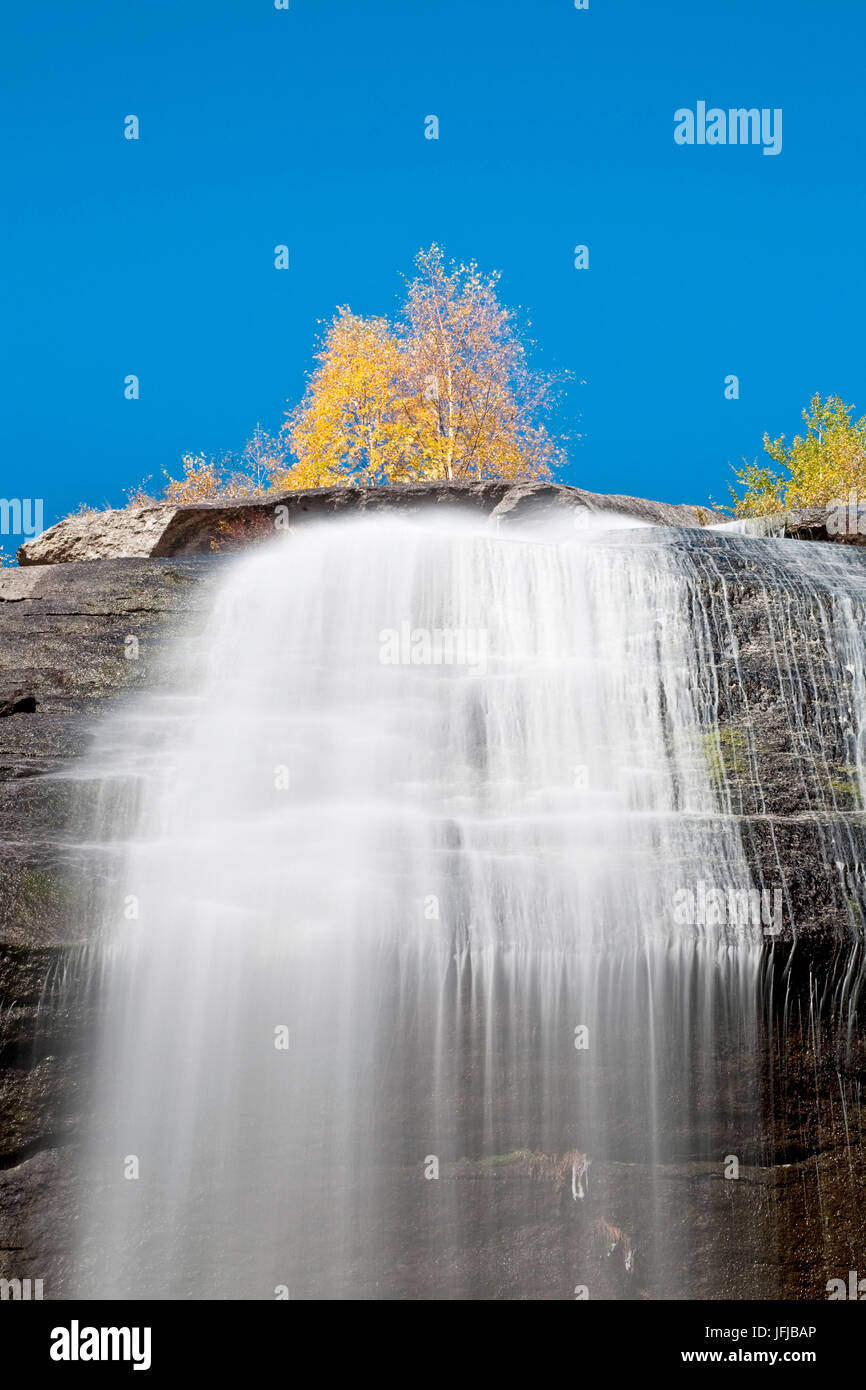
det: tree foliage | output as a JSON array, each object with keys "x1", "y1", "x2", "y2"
[
  {"x1": 162, "y1": 453, "x2": 226, "y2": 503},
  {"x1": 391, "y1": 245, "x2": 563, "y2": 482},
  {"x1": 731, "y1": 394, "x2": 866, "y2": 516},
  {"x1": 286, "y1": 311, "x2": 412, "y2": 485},
  {"x1": 153, "y1": 245, "x2": 567, "y2": 503}
]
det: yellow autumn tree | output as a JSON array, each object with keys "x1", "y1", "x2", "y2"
[
  {"x1": 285, "y1": 310, "x2": 417, "y2": 486},
  {"x1": 151, "y1": 246, "x2": 567, "y2": 506},
  {"x1": 288, "y1": 247, "x2": 566, "y2": 487},
  {"x1": 399, "y1": 245, "x2": 562, "y2": 481},
  {"x1": 731, "y1": 395, "x2": 866, "y2": 516}
]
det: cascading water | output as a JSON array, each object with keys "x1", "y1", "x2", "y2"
[{"x1": 68, "y1": 510, "x2": 830, "y2": 1301}]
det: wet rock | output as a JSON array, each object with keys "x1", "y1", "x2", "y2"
[{"x1": 0, "y1": 556, "x2": 223, "y2": 1283}]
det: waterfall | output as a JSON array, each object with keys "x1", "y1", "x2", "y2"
[{"x1": 69, "y1": 510, "x2": 866, "y2": 1301}]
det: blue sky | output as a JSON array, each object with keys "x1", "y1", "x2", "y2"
[{"x1": 2, "y1": 0, "x2": 864, "y2": 531}]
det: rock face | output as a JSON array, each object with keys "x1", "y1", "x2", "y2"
[
  {"x1": 2, "y1": 494, "x2": 866, "y2": 1298},
  {"x1": 771, "y1": 506, "x2": 866, "y2": 544},
  {"x1": 0, "y1": 557, "x2": 222, "y2": 945},
  {"x1": 0, "y1": 557, "x2": 221, "y2": 1287},
  {"x1": 17, "y1": 482, "x2": 718, "y2": 565}
]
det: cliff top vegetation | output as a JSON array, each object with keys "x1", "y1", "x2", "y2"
[{"x1": 124, "y1": 244, "x2": 570, "y2": 509}]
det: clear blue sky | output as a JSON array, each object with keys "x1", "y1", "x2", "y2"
[{"x1": 2, "y1": 0, "x2": 864, "y2": 529}]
